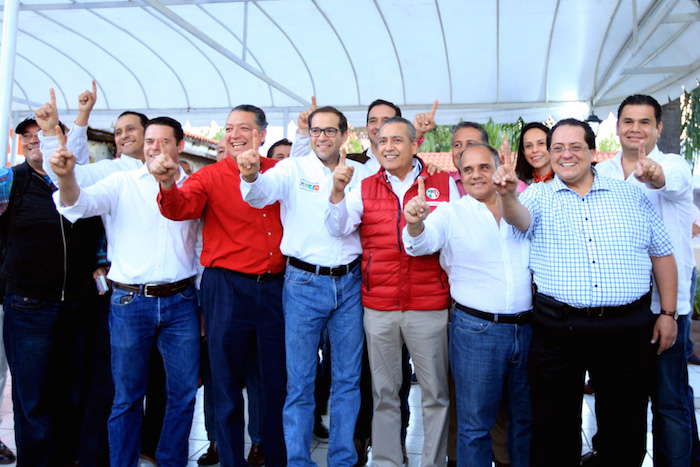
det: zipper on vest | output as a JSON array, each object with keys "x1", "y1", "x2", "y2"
[
  {"x1": 390, "y1": 189, "x2": 404, "y2": 253},
  {"x1": 59, "y1": 216, "x2": 67, "y2": 301},
  {"x1": 36, "y1": 172, "x2": 68, "y2": 301},
  {"x1": 364, "y1": 252, "x2": 372, "y2": 292}
]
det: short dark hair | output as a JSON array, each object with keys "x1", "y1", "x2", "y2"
[
  {"x1": 267, "y1": 138, "x2": 292, "y2": 158},
  {"x1": 145, "y1": 116, "x2": 184, "y2": 144},
  {"x1": 515, "y1": 122, "x2": 550, "y2": 181},
  {"x1": 231, "y1": 105, "x2": 268, "y2": 131},
  {"x1": 457, "y1": 143, "x2": 499, "y2": 173},
  {"x1": 118, "y1": 111, "x2": 148, "y2": 128},
  {"x1": 380, "y1": 116, "x2": 416, "y2": 141},
  {"x1": 366, "y1": 99, "x2": 402, "y2": 123},
  {"x1": 309, "y1": 106, "x2": 348, "y2": 134},
  {"x1": 451, "y1": 121, "x2": 489, "y2": 145},
  {"x1": 617, "y1": 94, "x2": 662, "y2": 124},
  {"x1": 548, "y1": 118, "x2": 596, "y2": 151}
]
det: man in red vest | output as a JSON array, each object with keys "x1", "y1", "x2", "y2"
[{"x1": 326, "y1": 116, "x2": 459, "y2": 466}]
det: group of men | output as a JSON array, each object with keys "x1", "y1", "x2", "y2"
[{"x1": 0, "y1": 86, "x2": 695, "y2": 467}]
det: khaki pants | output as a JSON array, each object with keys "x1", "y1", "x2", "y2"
[{"x1": 364, "y1": 307, "x2": 449, "y2": 467}]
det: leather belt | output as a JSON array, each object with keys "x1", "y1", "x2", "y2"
[
  {"x1": 454, "y1": 302, "x2": 531, "y2": 325},
  {"x1": 113, "y1": 277, "x2": 193, "y2": 298},
  {"x1": 534, "y1": 290, "x2": 651, "y2": 318},
  {"x1": 217, "y1": 267, "x2": 284, "y2": 283},
  {"x1": 288, "y1": 256, "x2": 361, "y2": 278}
]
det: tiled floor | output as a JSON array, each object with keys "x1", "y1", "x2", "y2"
[{"x1": 1, "y1": 360, "x2": 700, "y2": 465}]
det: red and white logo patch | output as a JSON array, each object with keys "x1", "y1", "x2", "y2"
[{"x1": 425, "y1": 187, "x2": 440, "y2": 200}]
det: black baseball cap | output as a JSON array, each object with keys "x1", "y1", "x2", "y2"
[{"x1": 15, "y1": 116, "x2": 37, "y2": 135}]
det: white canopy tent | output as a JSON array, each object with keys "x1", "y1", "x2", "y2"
[{"x1": 2, "y1": 0, "x2": 700, "y2": 158}]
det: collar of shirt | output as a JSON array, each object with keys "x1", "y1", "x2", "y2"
[
  {"x1": 383, "y1": 158, "x2": 422, "y2": 208},
  {"x1": 310, "y1": 151, "x2": 336, "y2": 176},
  {"x1": 550, "y1": 168, "x2": 610, "y2": 195},
  {"x1": 366, "y1": 146, "x2": 376, "y2": 162}
]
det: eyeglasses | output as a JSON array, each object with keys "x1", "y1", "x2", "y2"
[
  {"x1": 310, "y1": 127, "x2": 339, "y2": 138},
  {"x1": 21, "y1": 132, "x2": 40, "y2": 140},
  {"x1": 550, "y1": 144, "x2": 589, "y2": 156}
]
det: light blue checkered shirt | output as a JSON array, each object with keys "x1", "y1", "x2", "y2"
[{"x1": 514, "y1": 170, "x2": 673, "y2": 308}]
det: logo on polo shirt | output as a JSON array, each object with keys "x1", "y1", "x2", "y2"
[
  {"x1": 299, "y1": 179, "x2": 320, "y2": 192},
  {"x1": 426, "y1": 187, "x2": 440, "y2": 200}
]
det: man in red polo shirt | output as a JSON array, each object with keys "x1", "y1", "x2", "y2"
[
  {"x1": 326, "y1": 116, "x2": 459, "y2": 466},
  {"x1": 150, "y1": 105, "x2": 286, "y2": 467}
]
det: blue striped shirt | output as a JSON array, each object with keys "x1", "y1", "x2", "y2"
[{"x1": 514, "y1": 170, "x2": 673, "y2": 308}]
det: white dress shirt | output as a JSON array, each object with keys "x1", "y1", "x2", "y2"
[
  {"x1": 326, "y1": 159, "x2": 459, "y2": 237},
  {"x1": 54, "y1": 164, "x2": 199, "y2": 285},
  {"x1": 241, "y1": 153, "x2": 366, "y2": 267},
  {"x1": 596, "y1": 147, "x2": 693, "y2": 315},
  {"x1": 402, "y1": 195, "x2": 532, "y2": 314}
]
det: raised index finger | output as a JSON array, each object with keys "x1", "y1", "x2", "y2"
[
  {"x1": 339, "y1": 147, "x2": 346, "y2": 166},
  {"x1": 92, "y1": 80, "x2": 97, "y2": 99},
  {"x1": 158, "y1": 136, "x2": 168, "y2": 159},
  {"x1": 430, "y1": 99, "x2": 439, "y2": 116},
  {"x1": 56, "y1": 125, "x2": 66, "y2": 148},
  {"x1": 49, "y1": 88, "x2": 56, "y2": 108},
  {"x1": 638, "y1": 140, "x2": 646, "y2": 161},
  {"x1": 311, "y1": 96, "x2": 317, "y2": 111},
  {"x1": 417, "y1": 176, "x2": 425, "y2": 199}
]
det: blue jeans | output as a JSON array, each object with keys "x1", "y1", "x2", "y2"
[
  {"x1": 4, "y1": 294, "x2": 88, "y2": 466},
  {"x1": 283, "y1": 262, "x2": 363, "y2": 467},
  {"x1": 652, "y1": 313, "x2": 695, "y2": 466},
  {"x1": 108, "y1": 284, "x2": 200, "y2": 467},
  {"x1": 201, "y1": 268, "x2": 287, "y2": 467},
  {"x1": 450, "y1": 308, "x2": 532, "y2": 467}
]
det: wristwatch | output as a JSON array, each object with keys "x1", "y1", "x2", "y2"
[{"x1": 660, "y1": 309, "x2": 678, "y2": 320}]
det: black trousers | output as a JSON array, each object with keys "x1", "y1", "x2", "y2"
[{"x1": 528, "y1": 292, "x2": 656, "y2": 467}]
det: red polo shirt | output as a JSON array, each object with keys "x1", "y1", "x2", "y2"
[{"x1": 158, "y1": 156, "x2": 285, "y2": 275}]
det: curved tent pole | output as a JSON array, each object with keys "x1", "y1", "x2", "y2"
[{"x1": 0, "y1": 0, "x2": 20, "y2": 168}]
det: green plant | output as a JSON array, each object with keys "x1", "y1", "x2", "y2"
[
  {"x1": 419, "y1": 125, "x2": 453, "y2": 152},
  {"x1": 681, "y1": 80, "x2": 700, "y2": 171},
  {"x1": 483, "y1": 118, "x2": 524, "y2": 150},
  {"x1": 596, "y1": 134, "x2": 621, "y2": 152}
]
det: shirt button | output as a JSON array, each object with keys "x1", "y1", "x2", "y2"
[
  {"x1": 592, "y1": 260, "x2": 596, "y2": 264},
  {"x1": 263, "y1": 214, "x2": 267, "y2": 217},
  {"x1": 594, "y1": 284, "x2": 598, "y2": 287},
  {"x1": 268, "y1": 232, "x2": 271, "y2": 235}
]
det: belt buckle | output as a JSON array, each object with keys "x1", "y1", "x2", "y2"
[
  {"x1": 143, "y1": 283, "x2": 160, "y2": 298},
  {"x1": 586, "y1": 306, "x2": 604, "y2": 318},
  {"x1": 329, "y1": 266, "x2": 344, "y2": 278}
]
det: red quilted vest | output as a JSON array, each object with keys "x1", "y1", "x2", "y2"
[{"x1": 359, "y1": 160, "x2": 451, "y2": 311}]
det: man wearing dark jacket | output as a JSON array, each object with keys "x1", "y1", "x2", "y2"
[{"x1": 0, "y1": 117, "x2": 103, "y2": 465}]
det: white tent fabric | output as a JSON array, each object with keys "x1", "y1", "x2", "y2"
[{"x1": 5, "y1": 0, "x2": 700, "y2": 130}]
